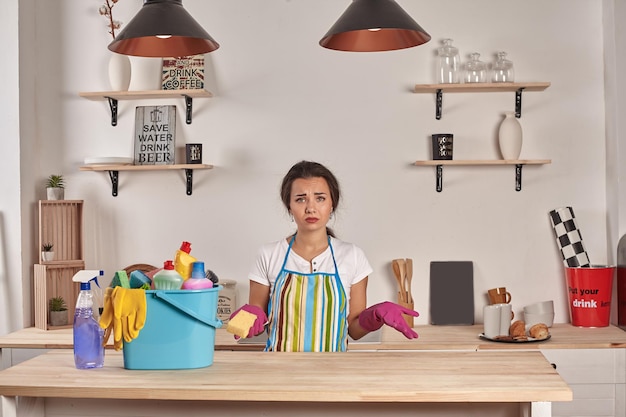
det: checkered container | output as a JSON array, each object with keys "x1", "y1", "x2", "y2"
[{"x1": 549, "y1": 207, "x2": 591, "y2": 267}]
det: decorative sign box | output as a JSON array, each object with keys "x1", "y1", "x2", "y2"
[
  {"x1": 162, "y1": 55, "x2": 205, "y2": 90},
  {"x1": 134, "y1": 105, "x2": 176, "y2": 165}
]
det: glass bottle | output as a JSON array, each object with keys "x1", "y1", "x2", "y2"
[
  {"x1": 492, "y1": 51, "x2": 515, "y2": 82},
  {"x1": 435, "y1": 39, "x2": 460, "y2": 84},
  {"x1": 464, "y1": 52, "x2": 486, "y2": 83}
]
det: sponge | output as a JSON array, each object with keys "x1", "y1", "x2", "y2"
[
  {"x1": 226, "y1": 309, "x2": 257, "y2": 339},
  {"x1": 110, "y1": 271, "x2": 130, "y2": 288}
]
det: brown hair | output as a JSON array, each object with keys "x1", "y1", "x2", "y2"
[{"x1": 280, "y1": 161, "x2": 340, "y2": 237}]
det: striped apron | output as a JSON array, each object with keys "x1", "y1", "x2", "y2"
[{"x1": 265, "y1": 236, "x2": 347, "y2": 352}]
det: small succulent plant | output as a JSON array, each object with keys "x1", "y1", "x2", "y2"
[
  {"x1": 46, "y1": 174, "x2": 65, "y2": 189},
  {"x1": 49, "y1": 296, "x2": 68, "y2": 312},
  {"x1": 42, "y1": 242, "x2": 54, "y2": 252}
]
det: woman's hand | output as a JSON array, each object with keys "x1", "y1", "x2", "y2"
[
  {"x1": 358, "y1": 301, "x2": 419, "y2": 339},
  {"x1": 229, "y1": 304, "x2": 268, "y2": 339}
]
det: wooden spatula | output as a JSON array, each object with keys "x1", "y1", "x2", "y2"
[{"x1": 405, "y1": 258, "x2": 413, "y2": 304}]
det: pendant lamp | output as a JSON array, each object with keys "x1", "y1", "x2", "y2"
[
  {"x1": 319, "y1": 0, "x2": 431, "y2": 52},
  {"x1": 108, "y1": 0, "x2": 219, "y2": 57}
]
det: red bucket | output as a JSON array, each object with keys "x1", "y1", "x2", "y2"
[{"x1": 565, "y1": 266, "x2": 614, "y2": 327}]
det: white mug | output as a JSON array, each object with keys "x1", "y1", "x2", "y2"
[{"x1": 483, "y1": 303, "x2": 512, "y2": 338}]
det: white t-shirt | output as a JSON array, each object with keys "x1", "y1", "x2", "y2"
[{"x1": 248, "y1": 236, "x2": 373, "y2": 303}]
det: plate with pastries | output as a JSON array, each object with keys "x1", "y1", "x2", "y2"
[{"x1": 479, "y1": 320, "x2": 551, "y2": 343}]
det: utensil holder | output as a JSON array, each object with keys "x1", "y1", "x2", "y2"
[{"x1": 398, "y1": 292, "x2": 414, "y2": 328}]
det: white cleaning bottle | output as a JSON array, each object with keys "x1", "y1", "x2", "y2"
[{"x1": 72, "y1": 270, "x2": 105, "y2": 369}]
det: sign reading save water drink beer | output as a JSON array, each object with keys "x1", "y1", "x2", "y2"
[{"x1": 134, "y1": 105, "x2": 176, "y2": 165}]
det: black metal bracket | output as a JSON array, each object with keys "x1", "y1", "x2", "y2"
[
  {"x1": 184, "y1": 95, "x2": 193, "y2": 124},
  {"x1": 515, "y1": 164, "x2": 523, "y2": 191},
  {"x1": 435, "y1": 165, "x2": 443, "y2": 192},
  {"x1": 432, "y1": 164, "x2": 526, "y2": 192},
  {"x1": 515, "y1": 88, "x2": 525, "y2": 118},
  {"x1": 435, "y1": 89, "x2": 443, "y2": 120},
  {"x1": 108, "y1": 170, "x2": 119, "y2": 197},
  {"x1": 185, "y1": 169, "x2": 194, "y2": 195},
  {"x1": 107, "y1": 97, "x2": 119, "y2": 126}
]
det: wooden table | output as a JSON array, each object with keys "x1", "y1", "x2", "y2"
[
  {"x1": 2, "y1": 324, "x2": 626, "y2": 368},
  {"x1": 0, "y1": 349, "x2": 571, "y2": 417}
]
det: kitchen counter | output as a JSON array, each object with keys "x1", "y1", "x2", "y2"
[{"x1": 0, "y1": 349, "x2": 571, "y2": 417}]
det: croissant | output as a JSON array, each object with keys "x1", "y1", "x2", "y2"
[
  {"x1": 529, "y1": 323, "x2": 549, "y2": 339},
  {"x1": 509, "y1": 320, "x2": 526, "y2": 338}
]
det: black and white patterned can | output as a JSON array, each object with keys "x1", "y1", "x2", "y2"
[{"x1": 549, "y1": 206, "x2": 591, "y2": 267}]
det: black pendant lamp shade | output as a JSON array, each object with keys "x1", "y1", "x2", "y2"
[
  {"x1": 108, "y1": 0, "x2": 219, "y2": 57},
  {"x1": 319, "y1": 0, "x2": 431, "y2": 52}
]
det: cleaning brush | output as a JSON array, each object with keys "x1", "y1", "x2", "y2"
[{"x1": 205, "y1": 269, "x2": 219, "y2": 284}]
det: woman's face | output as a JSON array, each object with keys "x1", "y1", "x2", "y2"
[{"x1": 289, "y1": 177, "x2": 333, "y2": 234}]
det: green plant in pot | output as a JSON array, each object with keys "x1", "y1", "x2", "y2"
[
  {"x1": 41, "y1": 242, "x2": 55, "y2": 262},
  {"x1": 46, "y1": 174, "x2": 65, "y2": 200},
  {"x1": 48, "y1": 296, "x2": 69, "y2": 326}
]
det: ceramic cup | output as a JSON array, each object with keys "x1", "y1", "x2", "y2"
[
  {"x1": 431, "y1": 134, "x2": 453, "y2": 160},
  {"x1": 523, "y1": 300, "x2": 554, "y2": 315},
  {"x1": 483, "y1": 303, "x2": 513, "y2": 338},
  {"x1": 488, "y1": 287, "x2": 512, "y2": 305}
]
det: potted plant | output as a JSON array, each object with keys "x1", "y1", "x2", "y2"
[
  {"x1": 46, "y1": 174, "x2": 65, "y2": 200},
  {"x1": 48, "y1": 296, "x2": 69, "y2": 326},
  {"x1": 41, "y1": 242, "x2": 55, "y2": 262}
]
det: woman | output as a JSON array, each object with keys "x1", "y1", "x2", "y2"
[{"x1": 230, "y1": 161, "x2": 418, "y2": 352}]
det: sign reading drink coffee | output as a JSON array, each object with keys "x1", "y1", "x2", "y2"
[
  {"x1": 162, "y1": 55, "x2": 204, "y2": 90},
  {"x1": 134, "y1": 105, "x2": 176, "y2": 165}
]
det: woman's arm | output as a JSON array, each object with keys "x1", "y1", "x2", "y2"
[
  {"x1": 249, "y1": 280, "x2": 271, "y2": 312},
  {"x1": 347, "y1": 277, "x2": 369, "y2": 340}
]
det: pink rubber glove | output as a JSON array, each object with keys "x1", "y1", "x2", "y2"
[
  {"x1": 358, "y1": 301, "x2": 419, "y2": 339},
  {"x1": 229, "y1": 304, "x2": 268, "y2": 339}
]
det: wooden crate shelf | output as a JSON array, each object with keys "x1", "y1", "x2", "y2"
[{"x1": 35, "y1": 200, "x2": 85, "y2": 330}]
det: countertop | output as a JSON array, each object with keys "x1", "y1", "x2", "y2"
[
  {"x1": 0, "y1": 349, "x2": 572, "y2": 403},
  {"x1": 1, "y1": 323, "x2": 625, "y2": 351}
]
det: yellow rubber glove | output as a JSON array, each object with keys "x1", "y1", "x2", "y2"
[
  {"x1": 99, "y1": 287, "x2": 117, "y2": 349},
  {"x1": 113, "y1": 287, "x2": 147, "y2": 344}
]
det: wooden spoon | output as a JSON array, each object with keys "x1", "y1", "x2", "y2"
[
  {"x1": 405, "y1": 258, "x2": 413, "y2": 304},
  {"x1": 391, "y1": 259, "x2": 405, "y2": 302},
  {"x1": 396, "y1": 258, "x2": 407, "y2": 303}
]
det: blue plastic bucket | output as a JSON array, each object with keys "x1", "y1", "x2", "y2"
[{"x1": 123, "y1": 287, "x2": 222, "y2": 370}]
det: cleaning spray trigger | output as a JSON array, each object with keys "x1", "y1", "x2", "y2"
[{"x1": 72, "y1": 270, "x2": 104, "y2": 289}]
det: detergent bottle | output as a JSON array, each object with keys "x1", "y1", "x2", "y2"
[
  {"x1": 72, "y1": 270, "x2": 105, "y2": 369},
  {"x1": 182, "y1": 261, "x2": 214, "y2": 290},
  {"x1": 153, "y1": 260, "x2": 184, "y2": 290},
  {"x1": 174, "y1": 241, "x2": 197, "y2": 280}
]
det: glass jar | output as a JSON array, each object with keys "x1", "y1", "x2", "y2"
[
  {"x1": 464, "y1": 52, "x2": 486, "y2": 83},
  {"x1": 217, "y1": 279, "x2": 237, "y2": 323},
  {"x1": 492, "y1": 51, "x2": 515, "y2": 83},
  {"x1": 435, "y1": 39, "x2": 460, "y2": 84}
]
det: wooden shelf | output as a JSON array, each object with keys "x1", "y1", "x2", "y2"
[
  {"x1": 79, "y1": 164, "x2": 214, "y2": 197},
  {"x1": 78, "y1": 89, "x2": 213, "y2": 126},
  {"x1": 413, "y1": 159, "x2": 552, "y2": 192},
  {"x1": 413, "y1": 82, "x2": 551, "y2": 94},
  {"x1": 413, "y1": 159, "x2": 551, "y2": 166},
  {"x1": 413, "y1": 82, "x2": 551, "y2": 119}
]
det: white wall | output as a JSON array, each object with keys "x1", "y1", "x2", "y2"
[{"x1": 1, "y1": 0, "x2": 618, "y2": 333}]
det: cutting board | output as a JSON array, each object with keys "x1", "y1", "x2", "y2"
[{"x1": 430, "y1": 261, "x2": 474, "y2": 325}]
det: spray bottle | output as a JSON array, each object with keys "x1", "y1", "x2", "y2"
[{"x1": 72, "y1": 270, "x2": 105, "y2": 369}]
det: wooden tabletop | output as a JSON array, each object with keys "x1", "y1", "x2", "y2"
[
  {"x1": 1, "y1": 323, "x2": 625, "y2": 351},
  {"x1": 0, "y1": 349, "x2": 571, "y2": 403}
]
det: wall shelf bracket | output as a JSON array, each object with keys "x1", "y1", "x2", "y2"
[
  {"x1": 108, "y1": 170, "x2": 119, "y2": 197},
  {"x1": 184, "y1": 95, "x2": 193, "y2": 124},
  {"x1": 436, "y1": 164, "x2": 443, "y2": 192},
  {"x1": 185, "y1": 169, "x2": 194, "y2": 195},
  {"x1": 515, "y1": 88, "x2": 525, "y2": 118},
  {"x1": 515, "y1": 164, "x2": 523, "y2": 191},
  {"x1": 106, "y1": 97, "x2": 119, "y2": 126},
  {"x1": 435, "y1": 89, "x2": 443, "y2": 120}
]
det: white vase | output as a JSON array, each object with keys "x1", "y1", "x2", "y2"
[
  {"x1": 46, "y1": 187, "x2": 64, "y2": 200},
  {"x1": 129, "y1": 57, "x2": 163, "y2": 91},
  {"x1": 42, "y1": 251, "x2": 55, "y2": 262},
  {"x1": 498, "y1": 112, "x2": 523, "y2": 160},
  {"x1": 108, "y1": 53, "x2": 131, "y2": 91}
]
